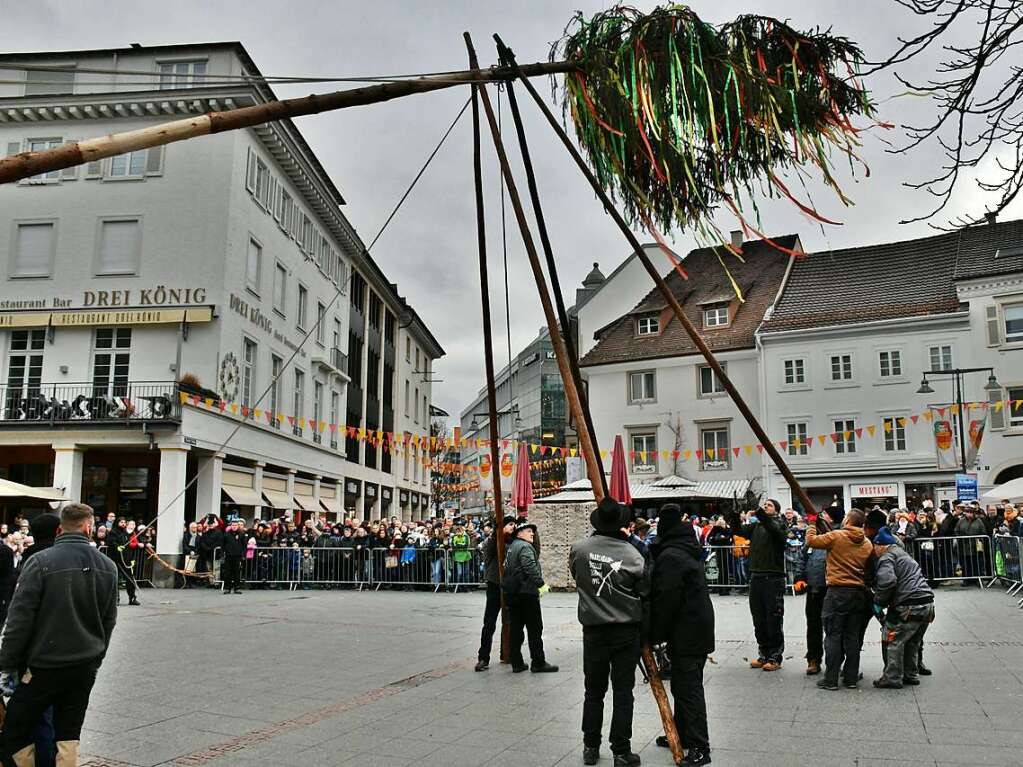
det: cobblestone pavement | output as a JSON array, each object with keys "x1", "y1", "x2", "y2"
[{"x1": 80, "y1": 585, "x2": 1023, "y2": 767}]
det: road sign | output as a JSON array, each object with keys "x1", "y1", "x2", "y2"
[{"x1": 955, "y1": 473, "x2": 978, "y2": 501}]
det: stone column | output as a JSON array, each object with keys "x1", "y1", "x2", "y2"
[
  {"x1": 312, "y1": 475, "x2": 322, "y2": 525},
  {"x1": 195, "y1": 452, "x2": 225, "y2": 523},
  {"x1": 286, "y1": 468, "x2": 297, "y2": 522},
  {"x1": 253, "y1": 462, "x2": 266, "y2": 520},
  {"x1": 51, "y1": 444, "x2": 84, "y2": 503},
  {"x1": 155, "y1": 446, "x2": 189, "y2": 588}
]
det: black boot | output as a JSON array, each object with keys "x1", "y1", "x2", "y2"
[
  {"x1": 474, "y1": 660, "x2": 489, "y2": 672},
  {"x1": 530, "y1": 662, "x2": 559, "y2": 673},
  {"x1": 684, "y1": 748, "x2": 711, "y2": 765},
  {"x1": 583, "y1": 747, "x2": 599, "y2": 766},
  {"x1": 917, "y1": 662, "x2": 932, "y2": 676},
  {"x1": 613, "y1": 752, "x2": 641, "y2": 766},
  {"x1": 128, "y1": 597, "x2": 140, "y2": 606}
]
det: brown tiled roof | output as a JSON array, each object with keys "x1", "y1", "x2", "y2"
[
  {"x1": 761, "y1": 230, "x2": 964, "y2": 333},
  {"x1": 579, "y1": 236, "x2": 798, "y2": 367}
]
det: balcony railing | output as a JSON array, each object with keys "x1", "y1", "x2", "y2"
[{"x1": 0, "y1": 381, "x2": 180, "y2": 426}]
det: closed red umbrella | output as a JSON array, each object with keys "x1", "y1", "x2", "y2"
[
  {"x1": 512, "y1": 441, "x2": 533, "y2": 513},
  {"x1": 609, "y1": 434, "x2": 632, "y2": 505}
]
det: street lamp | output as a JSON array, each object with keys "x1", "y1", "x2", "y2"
[{"x1": 916, "y1": 366, "x2": 1000, "y2": 473}]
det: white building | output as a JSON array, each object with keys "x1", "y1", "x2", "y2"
[
  {"x1": 758, "y1": 219, "x2": 1023, "y2": 510},
  {"x1": 0, "y1": 42, "x2": 441, "y2": 564},
  {"x1": 580, "y1": 235, "x2": 802, "y2": 509}
]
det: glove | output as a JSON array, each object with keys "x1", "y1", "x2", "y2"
[
  {"x1": 0, "y1": 670, "x2": 18, "y2": 697},
  {"x1": 793, "y1": 580, "x2": 807, "y2": 594},
  {"x1": 538, "y1": 583, "x2": 550, "y2": 597},
  {"x1": 872, "y1": 603, "x2": 886, "y2": 624}
]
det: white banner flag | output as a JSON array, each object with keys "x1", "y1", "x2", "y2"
[
  {"x1": 929, "y1": 405, "x2": 959, "y2": 471},
  {"x1": 964, "y1": 402, "x2": 990, "y2": 467}
]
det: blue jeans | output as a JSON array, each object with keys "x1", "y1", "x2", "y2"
[
  {"x1": 431, "y1": 559, "x2": 444, "y2": 585},
  {"x1": 34, "y1": 706, "x2": 56, "y2": 767}
]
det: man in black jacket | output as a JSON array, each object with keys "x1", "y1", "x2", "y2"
[
  {"x1": 728, "y1": 499, "x2": 786, "y2": 670},
  {"x1": 651, "y1": 504, "x2": 714, "y2": 766},
  {"x1": 197, "y1": 518, "x2": 224, "y2": 588},
  {"x1": 0, "y1": 503, "x2": 118, "y2": 767},
  {"x1": 475, "y1": 515, "x2": 517, "y2": 672},
  {"x1": 221, "y1": 518, "x2": 247, "y2": 595},
  {"x1": 503, "y1": 522, "x2": 557, "y2": 674},
  {"x1": 105, "y1": 517, "x2": 140, "y2": 606},
  {"x1": 569, "y1": 498, "x2": 648, "y2": 767}
]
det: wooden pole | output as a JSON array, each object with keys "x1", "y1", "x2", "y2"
[
  {"x1": 497, "y1": 60, "x2": 608, "y2": 499},
  {"x1": 493, "y1": 40, "x2": 681, "y2": 766},
  {"x1": 464, "y1": 33, "x2": 604, "y2": 503},
  {"x1": 465, "y1": 41, "x2": 511, "y2": 665},
  {"x1": 504, "y1": 43, "x2": 818, "y2": 519},
  {"x1": 0, "y1": 60, "x2": 575, "y2": 185}
]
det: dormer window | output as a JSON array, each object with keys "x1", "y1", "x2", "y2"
[
  {"x1": 636, "y1": 315, "x2": 659, "y2": 336},
  {"x1": 703, "y1": 302, "x2": 729, "y2": 328}
]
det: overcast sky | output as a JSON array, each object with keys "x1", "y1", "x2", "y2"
[{"x1": 2, "y1": 1, "x2": 1019, "y2": 420}]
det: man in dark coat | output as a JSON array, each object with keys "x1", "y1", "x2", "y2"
[
  {"x1": 106, "y1": 517, "x2": 140, "y2": 606},
  {"x1": 221, "y1": 518, "x2": 247, "y2": 594},
  {"x1": 650, "y1": 504, "x2": 714, "y2": 766},
  {"x1": 727, "y1": 500, "x2": 786, "y2": 670},
  {"x1": 197, "y1": 517, "x2": 224, "y2": 587},
  {"x1": 569, "y1": 498, "x2": 648, "y2": 767},
  {"x1": 502, "y1": 522, "x2": 557, "y2": 673},
  {"x1": 475, "y1": 515, "x2": 517, "y2": 672}
]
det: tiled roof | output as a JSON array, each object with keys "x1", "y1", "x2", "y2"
[
  {"x1": 762, "y1": 218, "x2": 1023, "y2": 334},
  {"x1": 761, "y1": 230, "x2": 963, "y2": 333},
  {"x1": 579, "y1": 236, "x2": 797, "y2": 367}
]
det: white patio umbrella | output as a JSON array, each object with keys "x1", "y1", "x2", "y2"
[
  {"x1": 0, "y1": 478, "x2": 67, "y2": 502},
  {"x1": 980, "y1": 477, "x2": 1023, "y2": 503}
]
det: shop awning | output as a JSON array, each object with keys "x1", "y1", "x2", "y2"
[
  {"x1": 319, "y1": 495, "x2": 343, "y2": 515},
  {"x1": 0, "y1": 479, "x2": 66, "y2": 501},
  {"x1": 262, "y1": 489, "x2": 295, "y2": 510},
  {"x1": 293, "y1": 495, "x2": 318, "y2": 512},
  {"x1": 221, "y1": 485, "x2": 265, "y2": 507}
]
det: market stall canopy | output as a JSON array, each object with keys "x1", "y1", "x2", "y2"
[
  {"x1": 980, "y1": 477, "x2": 1023, "y2": 503},
  {"x1": 0, "y1": 479, "x2": 67, "y2": 501},
  {"x1": 536, "y1": 476, "x2": 748, "y2": 503}
]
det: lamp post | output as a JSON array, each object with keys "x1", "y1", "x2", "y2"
[{"x1": 917, "y1": 367, "x2": 1001, "y2": 473}]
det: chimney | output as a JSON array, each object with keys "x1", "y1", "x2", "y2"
[
  {"x1": 730, "y1": 230, "x2": 743, "y2": 252},
  {"x1": 985, "y1": 211, "x2": 997, "y2": 225}
]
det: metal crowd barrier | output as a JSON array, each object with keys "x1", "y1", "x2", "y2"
[
  {"x1": 206, "y1": 546, "x2": 484, "y2": 592},
  {"x1": 991, "y1": 535, "x2": 1022, "y2": 596},
  {"x1": 910, "y1": 535, "x2": 993, "y2": 588},
  {"x1": 702, "y1": 545, "x2": 751, "y2": 591}
]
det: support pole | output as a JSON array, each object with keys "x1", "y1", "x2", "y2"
[
  {"x1": 0, "y1": 60, "x2": 576, "y2": 185},
  {"x1": 466, "y1": 40, "x2": 510, "y2": 664},
  {"x1": 464, "y1": 33, "x2": 605, "y2": 502},
  {"x1": 497, "y1": 57, "x2": 608, "y2": 498},
  {"x1": 501, "y1": 40, "x2": 817, "y2": 518}
]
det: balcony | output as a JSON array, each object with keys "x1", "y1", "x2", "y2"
[
  {"x1": 0, "y1": 381, "x2": 180, "y2": 428},
  {"x1": 313, "y1": 347, "x2": 349, "y2": 381}
]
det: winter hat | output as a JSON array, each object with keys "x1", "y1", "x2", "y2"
[
  {"x1": 656, "y1": 503, "x2": 685, "y2": 538},
  {"x1": 514, "y1": 521, "x2": 537, "y2": 536},
  {"x1": 873, "y1": 526, "x2": 898, "y2": 546},
  {"x1": 29, "y1": 513, "x2": 60, "y2": 543},
  {"x1": 590, "y1": 497, "x2": 631, "y2": 533}
]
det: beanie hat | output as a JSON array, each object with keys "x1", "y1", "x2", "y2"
[
  {"x1": 873, "y1": 526, "x2": 898, "y2": 546},
  {"x1": 656, "y1": 504, "x2": 685, "y2": 538}
]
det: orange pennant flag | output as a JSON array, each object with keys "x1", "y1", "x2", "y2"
[{"x1": 867, "y1": 424, "x2": 876, "y2": 437}]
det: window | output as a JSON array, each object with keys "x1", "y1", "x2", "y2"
[
  {"x1": 384, "y1": 312, "x2": 395, "y2": 346},
  {"x1": 329, "y1": 390, "x2": 340, "y2": 449},
  {"x1": 273, "y1": 263, "x2": 287, "y2": 315},
  {"x1": 833, "y1": 418, "x2": 857, "y2": 454},
  {"x1": 1005, "y1": 304, "x2": 1023, "y2": 343},
  {"x1": 1009, "y1": 386, "x2": 1023, "y2": 428},
  {"x1": 5, "y1": 330, "x2": 44, "y2": 419},
  {"x1": 369, "y1": 293, "x2": 382, "y2": 331},
  {"x1": 246, "y1": 238, "x2": 262, "y2": 293},
  {"x1": 11, "y1": 221, "x2": 55, "y2": 278},
  {"x1": 276, "y1": 188, "x2": 293, "y2": 232},
  {"x1": 883, "y1": 416, "x2": 907, "y2": 452},
  {"x1": 332, "y1": 318, "x2": 342, "y2": 355},
  {"x1": 404, "y1": 380, "x2": 410, "y2": 416},
  {"x1": 786, "y1": 423, "x2": 808, "y2": 456},
  {"x1": 24, "y1": 67, "x2": 75, "y2": 96},
  {"x1": 700, "y1": 426, "x2": 730, "y2": 470},
  {"x1": 25, "y1": 138, "x2": 61, "y2": 181},
  {"x1": 350, "y1": 271, "x2": 365, "y2": 311},
  {"x1": 92, "y1": 328, "x2": 131, "y2": 396},
  {"x1": 367, "y1": 350, "x2": 380, "y2": 397},
  {"x1": 414, "y1": 387, "x2": 420, "y2": 422},
  {"x1": 292, "y1": 370, "x2": 305, "y2": 436},
  {"x1": 415, "y1": 347, "x2": 420, "y2": 371},
  {"x1": 158, "y1": 60, "x2": 207, "y2": 89},
  {"x1": 698, "y1": 365, "x2": 726, "y2": 397},
  {"x1": 405, "y1": 336, "x2": 411, "y2": 362},
  {"x1": 241, "y1": 338, "x2": 257, "y2": 409},
  {"x1": 878, "y1": 350, "x2": 902, "y2": 378},
  {"x1": 95, "y1": 218, "x2": 141, "y2": 276},
  {"x1": 270, "y1": 354, "x2": 283, "y2": 428},
  {"x1": 254, "y1": 159, "x2": 270, "y2": 208},
  {"x1": 107, "y1": 148, "x2": 162, "y2": 179},
  {"x1": 830, "y1": 354, "x2": 853, "y2": 381},
  {"x1": 631, "y1": 432, "x2": 657, "y2": 473},
  {"x1": 783, "y1": 359, "x2": 805, "y2": 385},
  {"x1": 301, "y1": 215, "x2": 316, "y2": 255},
  {"x1": 403, "y1": 433, "x2": 411, "y2": 479},
  {"x1": 928, "y1": 345, "x2": 953, "y2": 372},
  {"x1": 637, "y1": 315, "x2": 659, "y2": 335},
  {"x1": 628, "y1": 371, "x2": 656, "y2": 403},
  {"x1": 315, "y1": 302, "x2": 326, "y2": 345},
  {"x1": 313, "y1": 382, "x2": 324, "y2": 444},
  {"x1": 423, "y1": 395, "x2": 427, "y2": 423},
  {"x1": 703, "y1": 303, "x2": 729, "y2": 327},
  {"x1": 296, "y1": 285, "x2": 308, "y2": 330},
  {"x1": 318, "y1": 236, "x2": 330, "y2": 272}
]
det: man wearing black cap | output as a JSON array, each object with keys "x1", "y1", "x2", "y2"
[
  {"x1": 476, "y1": 515, "x2": 518, "y2": 672},
  {"x1": 570, "y1": 498, "x2": 648, "y2": 766},
  {"x1": 503, "y1": 521, "x2": 557, "y2": 673},
  {"x1": 650, "y1": 503, "x2": 714, "y2": 766},
  {"x1": 221, "y1": 517, "x2": 247, "y2": 595},
  {"x1": 727, "y1": 499, "x2": 787, "y2": 670}
]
